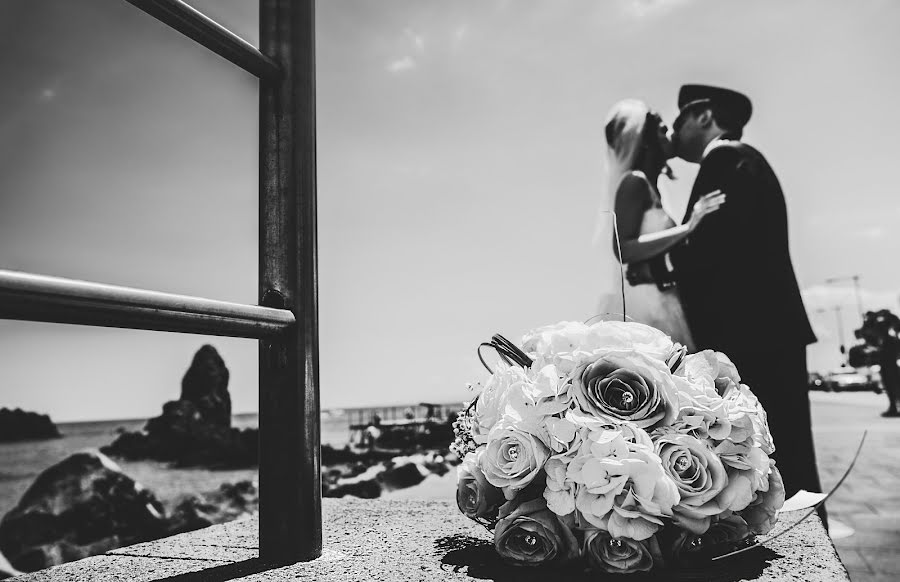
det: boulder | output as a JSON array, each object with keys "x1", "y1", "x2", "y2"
[
  {"x1": 166, "y1": 480, "x2": 258, "y2": 535},
  {"x1": 0, "y1": 408, "x2": 61, "y2": 442},
  {"x1": 379, "y1": 462, "x2": 428, "y2": 491},
  {"x1": 324, "y1": 479, "x2": 382, "y2": 499},
  {"x1": 0, "y1": 451, "x2": 167, "y2": 572}
]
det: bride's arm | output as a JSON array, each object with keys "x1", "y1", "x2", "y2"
[
  {"x1": 620, "y1": 224, "x2": 692, "y2": 264},
  {"x1": 615, "y1": 178, "x2": 725, "y2": 264}
]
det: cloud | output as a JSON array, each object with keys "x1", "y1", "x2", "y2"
[
  {"x1": 386, "y1": 56, "x2": 416, "y2": 73},
  {"x1": 856, "y1": 225, "x2": 887, "y2": 239},
  {"x1": 404, "y1": 28, "x2": 425, "y2": 53},
  {"x1": 451, "y1": 25, "x2": 469, "y2": 51},
  {"x1": 620, "y1": 0, "x2": 692, "y2": 19}
]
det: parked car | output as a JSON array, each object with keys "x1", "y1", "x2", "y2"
[{"x1": 820, "y1": 367, "x2": 882, "y2": 393}]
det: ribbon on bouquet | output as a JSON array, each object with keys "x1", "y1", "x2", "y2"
[
  {"x1": 710, "y1": 430, "x2": 868, "y2": 562},
  {"x1": 477, "y1": 334, "x2": 534, "y2": 375}
]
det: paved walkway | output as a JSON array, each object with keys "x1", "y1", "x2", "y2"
[{"x1": 810, "y1": 390, "x2": 900, "y2": 582}]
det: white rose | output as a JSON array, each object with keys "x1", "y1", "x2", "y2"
[
  {"x1": 677, "y1": 350, "x2": 741, "y2": 396},
  {"x1": 593, "y1": 321, "x2": 675, "y2": 363},
  {"x1": 469, "y1": 363, "x2": 520, "y2": 444},
  {"x1": 709, "y1": 447, "x2": 772, "y2": 514},
  {"x1": 654, "y1": 433, "x2": 729, "y2": 534},
  {"x1": 522, "y1": 321, "x2": 592, "y2": 356},
  {"x1": 481, "y1": 417, "x2": 551, "y2": 499}
]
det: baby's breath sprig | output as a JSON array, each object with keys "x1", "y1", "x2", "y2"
[{"x1": 450, "y1": 401, "x2": 479, "y2": 457}]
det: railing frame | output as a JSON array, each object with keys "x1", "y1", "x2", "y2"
[
  {"x1": 124, "y1": 0, "x2": 281, "y2": 79},
  {"x1": 0, "y1": 0, "x2": 321, "y2": 567},
  {"x1": 258, "y1": 0, "x2": 321, "y2": 564}
]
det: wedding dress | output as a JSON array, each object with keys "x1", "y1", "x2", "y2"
[
  {"x1": 596, "y1": 99, "x2": 694, "y2": 349},
  {"x1": 595, "y1": 191, "x2": 695, "y2": 351}
]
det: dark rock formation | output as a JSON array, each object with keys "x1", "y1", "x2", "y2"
[
  {"x1": 102, "y1": 345, "x2": 258, "y2": 468},
  {"x1": 0, "y1": 451, "x2": 167, "y2": 572},
  {"x1": 180, "y1": 345, "x2": 231, "y2": 428},
  {"x1": 0, "y1": 408, "x2": 61, "y2": 442},
  {"x1": 325, "y1": 479, "x2": 382, "y2": 499},
  {"x1": 379, "y1": 463, "x2": 427, "y2": 491},
  {"x1": 0, "y1": 443, "x2": 457, "y2": 571},
  {"x1": 166, "y1": 480, "x2": 258, "y2": 535},
  {"x1": 322, "y1": 452, "x2": 451, "y2": 499},
  {"x1": 0, "y1": 549, "x2": 20, "y2": 580}
]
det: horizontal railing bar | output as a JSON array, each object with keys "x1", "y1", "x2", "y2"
[
  {"x1": 0, "y1": 270, "x2": 294, "y2": 339},
  {"x1": 124, "y1": 0, "x2": 281, "y2": 80}
]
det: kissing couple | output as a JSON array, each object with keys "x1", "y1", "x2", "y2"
[{"x1": 597, "y1": 84, "x2": 823, "y2": 501}]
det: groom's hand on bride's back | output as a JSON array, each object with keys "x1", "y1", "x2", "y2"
[{"x1": 687, "y1": 190, "x2": 726, "y2": 232}]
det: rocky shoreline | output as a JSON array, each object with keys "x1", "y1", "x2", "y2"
[
  {"x1": 0, "y1": 446, "x2": 457, "y2": 575},
  {"x1": 0, "y1": 345, "x2": 460, "y2": 576}
]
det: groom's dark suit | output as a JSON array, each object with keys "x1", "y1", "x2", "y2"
[
  {"x1": 673, "y1": 139, "x2": 815, "y2": 354},
  {"x1": 671, "y1": 137, "x2": 821, "y2": 498}
]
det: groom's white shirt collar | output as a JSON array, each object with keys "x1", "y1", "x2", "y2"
[{"x1": 702, "y1": 132, "x2": 729, "y2": 160}]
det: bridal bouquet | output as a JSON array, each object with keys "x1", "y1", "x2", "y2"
[{"x1": 451, "y1": 320, "x2": 785, "y2": 574}]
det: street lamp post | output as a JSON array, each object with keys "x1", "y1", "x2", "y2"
[
  {"x1": 825, "y1": 274, "x2": 864, "y2": 321},
  {"x1": 816, "y1": 305, "x2": 849, "y2": 366}
]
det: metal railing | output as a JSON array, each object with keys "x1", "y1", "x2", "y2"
[{"x1": 0, "y1": 0, "x2": 321, "y2": 566}]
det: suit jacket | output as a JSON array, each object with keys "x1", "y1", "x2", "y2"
[{"x1": 670, "y1": 139, "x2": 816, "y2": 356}]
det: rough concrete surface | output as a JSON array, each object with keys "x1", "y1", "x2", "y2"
[{"x1": 10, "y1": 498, "x2": 848, "y2": 582}]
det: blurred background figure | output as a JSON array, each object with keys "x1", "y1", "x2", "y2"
[{"x1": 850, "y1": 310, "x2": 900, "y2": 417}]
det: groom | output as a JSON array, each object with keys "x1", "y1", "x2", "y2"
[{"x1": 669, "y1": 85, "x2": 822, "y2": 501}]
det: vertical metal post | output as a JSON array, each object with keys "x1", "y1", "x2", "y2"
[
  {"x1": 259, "y1": 0, "x2": 320, "y2": 563},
  {"x1": 852, "y1": 275, "x2": 864, "y2": 321}
]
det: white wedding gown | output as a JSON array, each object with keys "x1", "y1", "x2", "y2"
[{"x1": 597, "y1": 205, "x2": 695, "y2": 351}]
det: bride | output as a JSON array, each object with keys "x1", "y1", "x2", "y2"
[{"x1": 596, "y1": 99, "x2": 725, "y2": 349}]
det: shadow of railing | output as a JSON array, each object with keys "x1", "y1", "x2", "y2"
[{"x1": 151, "y1": 558, "x2": 273, "y2": 582}]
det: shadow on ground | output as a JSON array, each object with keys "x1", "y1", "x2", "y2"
[{"x1": 435, "y1": 534, "x2": 780, "y2": 582}]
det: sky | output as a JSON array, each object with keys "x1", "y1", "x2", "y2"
[{"x1": 1, "y1": 0, "x2": 899, "y2": 422}]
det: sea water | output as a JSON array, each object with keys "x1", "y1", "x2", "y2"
[
  {"x1": 0, "y1": 403, "x2": 460, "y2": 519},
  {"x1": 0, "y1": 411, "x2": 346, "y2": 518}
]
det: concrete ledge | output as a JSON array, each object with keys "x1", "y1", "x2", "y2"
[{"x1": 11, "y1": 498, "x2": 849, "y2": 581}]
